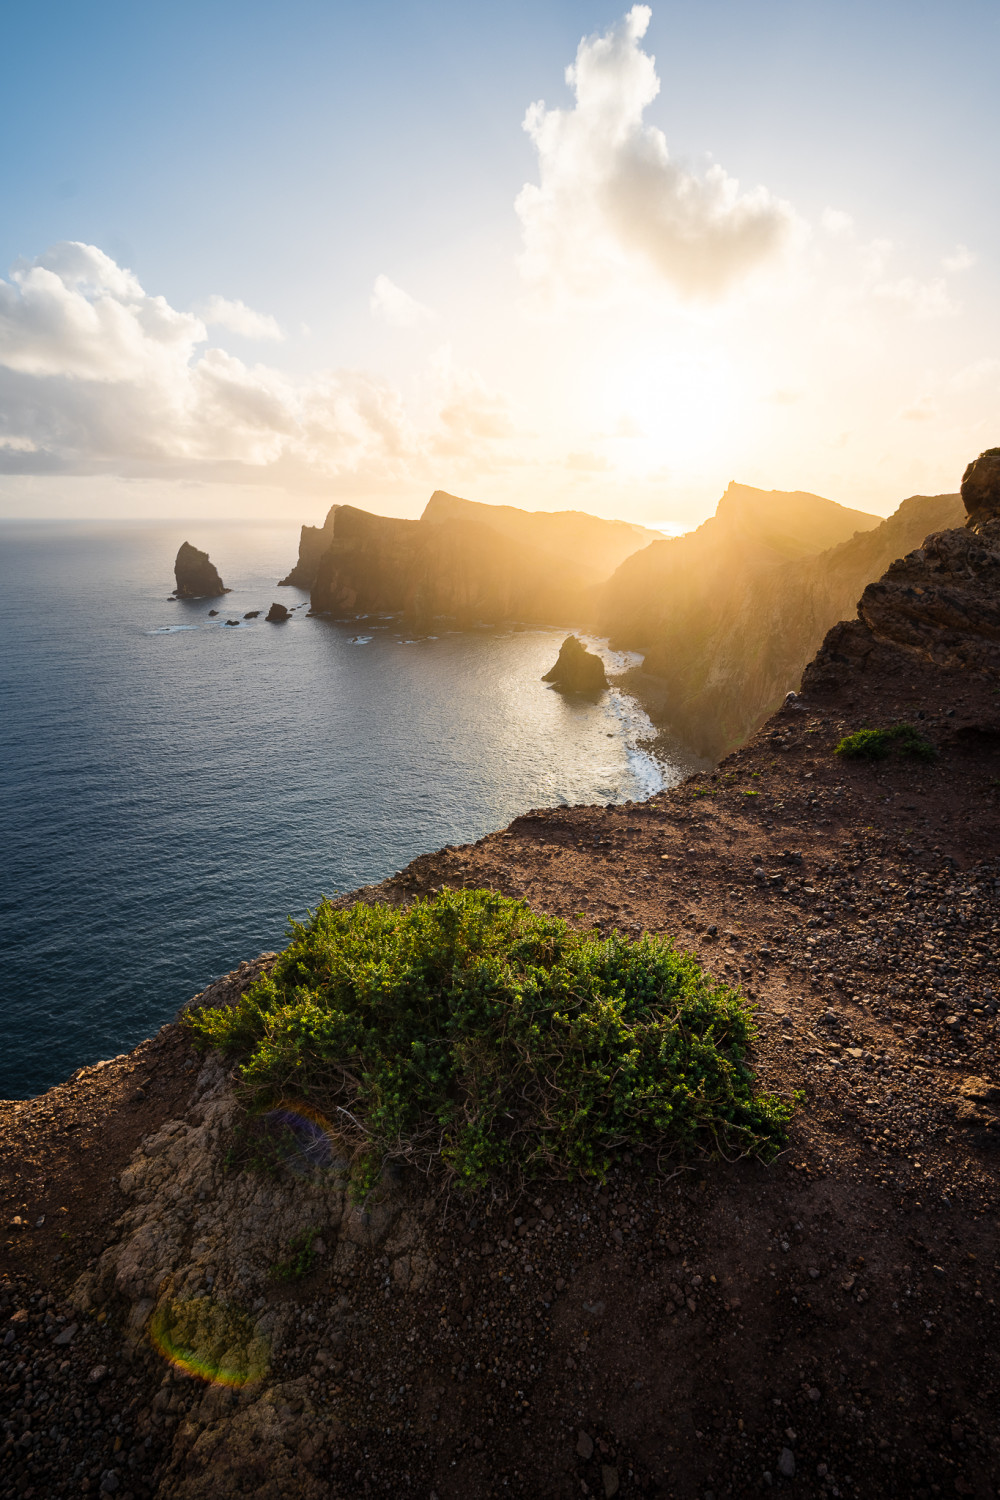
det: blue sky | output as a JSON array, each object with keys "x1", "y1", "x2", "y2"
[{"x1": 1, "y1": 1, "x2": 998, "y2": 525}]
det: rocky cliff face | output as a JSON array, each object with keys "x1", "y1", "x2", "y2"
[
  {"x1": 805, "y1": 517, "x2": 1000, "y2": 693},
  {"x1": 309, "y1": 492, "x2": 661, "y2": 626},
  {"x1": 279, "y1": 506, "x2": 341, "y2": 588},
  {"x1": 604, "y1": 489, "x2": 962, "y2": 759},
  {"x1": 173, "y1": 543, "x2": 228, "y2": 599}
]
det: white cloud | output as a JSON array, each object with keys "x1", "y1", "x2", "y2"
[
  {"x1": 370, "y1": 274, "x2": 433, "y2": 328},
  {"x1": 942, "y1": 244, "x2": 975, "y2": 273},
  {"x1": 820, "y1": 208, "x2": 854, "y2": 236},
  {"x1": 196, "y1": 294, "x2": 283, "y2": 340},
  {"x1": 873, "y1": 275, "x2": 956, "y2": 320},
  {"x1": 0, "y1": 242, "x2": 423, "y2": 478},
  {"x1": 428, "y1": 347, "x2": 514, "y2": 450},
  {"x1": 0, "y1": 243, "x2": 517, "y2": 488},
  {"x1": 515, "y1": 5, "x2": 797, "y2": 301}
]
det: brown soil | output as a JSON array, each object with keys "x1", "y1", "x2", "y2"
[{"x1": 3, "y1": 633, "x2": 1000, "y2": 1498}]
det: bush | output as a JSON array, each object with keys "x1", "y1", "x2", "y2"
[
  {"x1": 186, "y1": 889, "x2": 793, "y2": 1195},
  {"x1": 834, "y1": 723, "x2": 936, "y2": 763}
]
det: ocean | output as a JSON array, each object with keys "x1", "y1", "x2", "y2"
[{"x1": 0, "y1": 520, "x2": 691, "y2": 1099}]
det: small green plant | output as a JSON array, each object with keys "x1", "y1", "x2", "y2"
[
  {"x1": 270, "y1": 1227, "x2": 320, "y2": 1282},
  {"x1": 186, "y1": 889, "x2": 794, "y2": 1197},
  {"x1": 834, "y1": 723, "x2": 936, "y2": 763}
]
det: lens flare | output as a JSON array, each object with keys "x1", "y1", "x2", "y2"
[
  {"x1": 264, "y1": 1099, "x2": 353, "y2": 1175},
  {"x1": 148, "y1": 1297, "x2": 269, "y2": 1388}
]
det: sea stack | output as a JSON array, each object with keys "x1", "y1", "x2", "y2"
[
  {"x1": 265, "y1": 602, "x2": 290, "y2": 622},
  {"x1": 173, "y1": 542, "x2": 228, "y2": 599},
  {"x1": 542, "y1": 635, "x2": 608, "y2": 693},
  {"x1": 961, "y1": 447, "x2": 1000, "y2": 533}
]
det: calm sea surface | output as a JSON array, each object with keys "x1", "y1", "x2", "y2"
[{"x1": 0, "y1": 520, "x2": 692, "y2": 1099}]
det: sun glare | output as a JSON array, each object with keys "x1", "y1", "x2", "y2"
[{"x1": 597, "y1": 351, "x2": 745, "y2": 474}]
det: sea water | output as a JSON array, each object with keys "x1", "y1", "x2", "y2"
[{"x1": 0, "y1": 520, "x2": 692, "y2": 1098}]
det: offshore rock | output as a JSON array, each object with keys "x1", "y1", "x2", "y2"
[
  {"x1": 265, "y1": 602, "x2": 290, "y2": 622},
  {"x1": 961, "y1": 447, "x2": 1000, "y2": 532},
  {"x1": 542, "y1": 635, "x2": 608, "y2": 693},
  {"x1": 173, "y1": 542, "x2": 228, "y2": 599}
]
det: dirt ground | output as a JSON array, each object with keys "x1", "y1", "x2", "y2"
[{"x1": 2, "y1": 636, "x2": 999, "y2": 1499}]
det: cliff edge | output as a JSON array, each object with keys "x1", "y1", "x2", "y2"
[{"x1": 3, "y1": 460, "x2": 1000, "y2": 1499}]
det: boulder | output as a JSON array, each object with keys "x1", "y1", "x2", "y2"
[
  {"x1": 173, "y1": 542, "x2": 228, "y2": 599},
  {"x1": 542, "y1": 635, "x2": 608, "y2": 693},
  {"x1": 265, "y1": 602, "x2": 291, "y2": 623},
  {"x1": 961, "y1": 448, "x2": 1000, "y2": 532}
]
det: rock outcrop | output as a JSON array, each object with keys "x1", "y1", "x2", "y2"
[
  {"x1": 279, "y1": 505, "x2": 341, "y2": 588},
  {"x1": 542, "y1": 635, "x2": 608, "y2": 693},
  {"x1": 173, "y1": 543, "x2": 228, "y2": 599},
  {"x1": 804, "y1": 516, "x2": 1000, "y2": 691},
  {"x1": 961, "y1": 447, "x2": 1000, "y2": 532},
  {"x1": 265, "y1": 602, "x2": 290, "y2": 623}
]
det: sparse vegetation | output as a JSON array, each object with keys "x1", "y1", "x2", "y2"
[
  {"x1": 270, "y1": 1227, "x2": 320, "y2": 1282},
  {"x1": 186, "y1": 889, "x2": 793, "y2": 1196},
  {"x1": 834, "y1": 722, "x2": 936, "y2": 763}
]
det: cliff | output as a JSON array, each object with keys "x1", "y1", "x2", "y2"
[
  {"x1": 3, "y1": 462, "x2": 1000, "y2": 1500},
  {"x1": 603, "y1": 487, "x2": 963, "y2": 758},
  {"x1": 309, "y1": 491, "x2": 662, "y2": 625},
  {"x1": 172, "y1": 542, "x2": 228, "y2": 599},
  {"x1": 279, "y1": 505, "x2": 341, "y2": 588}
]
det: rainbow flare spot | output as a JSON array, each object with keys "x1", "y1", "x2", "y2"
[
  {"x1": 264, "y1": 1099, "x2": 353, "y2": 1176},
  {"x1": 148, "y1": 1297, "x2": 269, "y2": 1388}
]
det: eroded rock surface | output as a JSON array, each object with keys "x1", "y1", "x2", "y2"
[
  {"x1": 961, "y1": 446, "x2": 1000, "y2": 531},
  {"x1": 67, "y1": 1036, "x2": 437, "y2": 1498},
  {"x1": 805, "y1": 518, "x2": 1000, "y2": 688}
]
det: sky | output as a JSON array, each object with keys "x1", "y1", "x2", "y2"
[{"x1": 1, "y1": 0, "x2": 998, "y2": 530}]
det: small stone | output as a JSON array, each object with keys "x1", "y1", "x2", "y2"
[
  {"x1": 577, "y1": 1430, "x2": 594, "y2": 1459},
  {"x1": 53, "y1": 1322, "x2": 78, "y2": 1345},
  {"x1": 778, "y1": 1447, "x2": 795, "y2": 1478},
  {"x1": 87, "y1": 1366, "x2": 108, "y2": 1384},
  {"x1": 99, "y1": 1473, "x2": 119, "y2": 1494},
  {"x1": 602, "y1": 1465, "x2": 619, "y2": 1497},
  {"x1": 807, "y1": 1387, "x2": 821, "y2": 1402}
]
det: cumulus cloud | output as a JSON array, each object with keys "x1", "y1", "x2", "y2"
[
  {"x1": 0, "y1": 242, "x2": 425, "y2": 478},
  {"x1": 196, "y1": 294, "x2": 283, "y2": 340},
  {"x1": 515, "y1": 5, "x2": 797, "y2": 300},
  {"x1": 371, "y1": 274, "x2": 433, "y2": 328}
]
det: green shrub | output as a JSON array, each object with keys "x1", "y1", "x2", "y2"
[
  {"x1": 186, "y1": 889, "x2": 793, "y2": 1195},
  {"x1": 834, "y1": 723, "x2": 936, "y2": 763}
]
